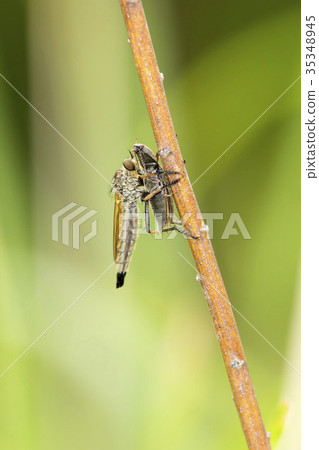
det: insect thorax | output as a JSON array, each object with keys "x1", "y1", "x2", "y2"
[{"x1": 112, "y1": 169, "x2": 144, "y2": 202}]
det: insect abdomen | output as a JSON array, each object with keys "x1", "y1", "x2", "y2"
[{"x1": 114, "y1": 200, "x2": 139, "y2": 287}]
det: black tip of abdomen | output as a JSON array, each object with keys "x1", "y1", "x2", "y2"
[{"x1": 116, "y1": 272, "x2": 126, "y2": 288}]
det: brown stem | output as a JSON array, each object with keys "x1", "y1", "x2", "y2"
[{"x1": 119, "y1": 1, "x2": 270, "y2": 448}]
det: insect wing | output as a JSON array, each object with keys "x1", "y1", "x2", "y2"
[
  {"x1": 113, "y1": 192, "x2": 123, "y2": 262},
  {"x1": 133, "y1": 144, "x2": 157, "y2": 169}
]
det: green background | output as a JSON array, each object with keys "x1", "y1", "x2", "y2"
[{"x1": 0, "y1": 0, "x2": 300, "y2": 449}]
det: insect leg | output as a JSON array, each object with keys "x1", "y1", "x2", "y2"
[
  {"x1": 146, "y1": 225, "x2": 198, "y2": 239},
  {"x1": 139, "y1": 171, "x2": 180, "y2": 181},
  {"x1": 161, "y1": 226, "x2": 199, "y2": 239},
  {"x1": 140, "y1": 173, "x2": 158, "y2": 180},
  {"x1": 144, "y1": 200, "x2": 151, "y2": 234},
  {"x1": 142, "y1": 179, "x2": 181, "y2": 202},
  {"x1": 161, "y1": 170, "x2": 180, "y2": 175}
]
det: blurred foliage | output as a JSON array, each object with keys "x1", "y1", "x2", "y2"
[
  {"x1": 268, "y1": 402, "x2": 289, "y2": 447},
  {"x1": 0, "y1": 0, "x2": 300, "y2": 449}
]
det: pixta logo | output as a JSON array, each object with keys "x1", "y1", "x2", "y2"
[{"x1": 52, "y1": 202, "x2": 98, "y2": 249}]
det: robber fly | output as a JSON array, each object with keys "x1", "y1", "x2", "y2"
[
  {"x1": 112, "y1": 144, "x2": 195, "y2": 289},
  {"x1": 131, "y1": 143, "x2": 194, "y2": 238},
  {"x1": 111, "y1": 158, "x2": 145, "y2": 288}
]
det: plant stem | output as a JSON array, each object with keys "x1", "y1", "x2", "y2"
[{"x1": 119, "y1": 1, "x2": 270, "y2": 448}]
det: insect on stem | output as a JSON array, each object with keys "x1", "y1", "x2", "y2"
[{"x1": 119, "y1": 1, "x2": 270, "y2": 447}]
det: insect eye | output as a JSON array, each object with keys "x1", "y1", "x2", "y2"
[{"x1": 123, "y1": 159, "x2": 135, "y2": 171}]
